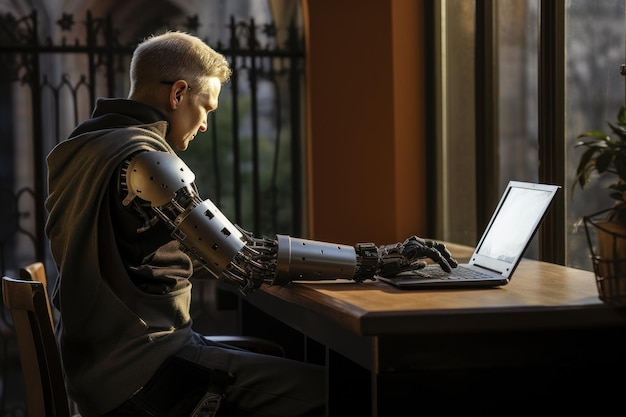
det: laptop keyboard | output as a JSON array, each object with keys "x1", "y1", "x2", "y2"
[{"x1": 403, "y1": 265, "x2": 493, "y2": 280}]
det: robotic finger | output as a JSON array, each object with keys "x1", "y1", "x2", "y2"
[{"x1": 401, "y1": 236, "x2": 458, "y2": 272}]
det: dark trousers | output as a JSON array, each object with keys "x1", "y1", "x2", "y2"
[
  {"x1": 103, "y1": 333, "x2": 326, "y2": 417},
  {"x1": 102, "y1": 355, "x2": 232, "y2": 417}
]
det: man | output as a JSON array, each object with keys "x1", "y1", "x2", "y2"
[{"x1": 45, "y1": 31, "x2": 456, "y2": 417}]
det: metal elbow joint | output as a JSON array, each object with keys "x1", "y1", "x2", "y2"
[{"x1": 123, "y1": 151, "x2": 248, "y2": 279}]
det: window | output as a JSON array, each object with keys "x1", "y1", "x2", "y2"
[{"x1": 433, "y1": 0, "x2": 625, "y2": 270}]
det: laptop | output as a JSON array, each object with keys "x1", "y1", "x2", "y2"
[{"x1": 377, "y1": 181, "x2": 560, "y2": 289}]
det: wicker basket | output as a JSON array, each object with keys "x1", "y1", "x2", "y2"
[{"x1": 584, "y1": 210, "x2": 626, "y2": 305}]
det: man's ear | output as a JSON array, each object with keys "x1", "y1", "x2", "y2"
[{"x1": 169, "y1": 80, "x2": 189, "y2": 109}]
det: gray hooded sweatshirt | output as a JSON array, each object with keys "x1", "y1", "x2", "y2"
[{"x1": 45, "y1": 98, "x2": 195, "y2": 417}]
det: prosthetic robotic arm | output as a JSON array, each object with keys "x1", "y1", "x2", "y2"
[{"x1": 122, "y1": 151, "x2": 457, "y2": 294}]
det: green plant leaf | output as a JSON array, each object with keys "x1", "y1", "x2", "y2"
[
  {"x1": 577, "y1": 130, "x2": 609, "y2": 140},
  {"x1": 617, "y1": 105, "x2": 626, "y2": 125},
  {"x1": 615, "y1": 158, "x2": 626, "y2": 180},
  {"x1": 595, "y1": 151, "x2": 614, "y2": 173},
  {"x1": 608, "y1": 121, "x2": 626, "y2": 141},
  {"x1": 572, "y1": 105, "x2": 626, "y2": 226}
]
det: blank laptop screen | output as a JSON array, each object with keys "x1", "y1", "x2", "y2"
[{"x1": 475, "y1": 186, "x2": 555, "y2": 264}]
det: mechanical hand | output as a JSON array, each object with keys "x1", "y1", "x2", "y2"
[{"x1": 377, "y1": 236, "x2": 458, "y2": 277}]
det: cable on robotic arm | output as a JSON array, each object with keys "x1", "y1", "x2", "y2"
[{"x1": 222, "y1": 229, "x2": 278, "y2": 294}]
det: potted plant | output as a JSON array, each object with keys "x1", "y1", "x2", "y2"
[{"x1": 573, "y1": 105, "x2": 626, "y2": 303}]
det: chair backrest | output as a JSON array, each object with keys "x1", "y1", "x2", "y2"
[
  {"x1": 20, "y1": 261, "x2": 48, "y2": 286},
  {"x1": 2, "y1": 275, "x2": 72, "y2": 417},
  {"x1": 20, "y1": 261, "x2": 54, "y2": 328}
]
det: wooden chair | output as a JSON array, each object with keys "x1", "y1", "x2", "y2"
[
  {"x1": 9, "y1": 262, "x2": 284, "y2": 416},
  {"x1": 19, "y1": 262, "x2": 53, "y2": 327},
  {"x1": 19, "y1": 262, "x2": 285, "y2": 358},
  {"x1": 19, "y1": 262, "x2": 49, "y2": 291},
  {"x1": 1, "y1": 275, "x2": 74, "y2": 417}
]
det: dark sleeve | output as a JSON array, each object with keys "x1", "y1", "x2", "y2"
[{"x1": 108, "y1": 157, "x2": 193, "y2": 295}]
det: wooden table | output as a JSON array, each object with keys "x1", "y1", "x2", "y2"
[{"x1": 235, "y1": 243, "x2": 626, "y2": 415}]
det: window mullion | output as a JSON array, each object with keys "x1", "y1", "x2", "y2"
[{"x1": 538, "y1": 0, "x2": 566, "y2": 264}]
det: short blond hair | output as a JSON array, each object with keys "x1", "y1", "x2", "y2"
[{"x1": 129, "y1": 31, "x2": 232, "y2": 96}]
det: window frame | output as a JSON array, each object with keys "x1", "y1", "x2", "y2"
[{"x1": 430, "y1": 0, "x2": 567, "y2": 264}]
